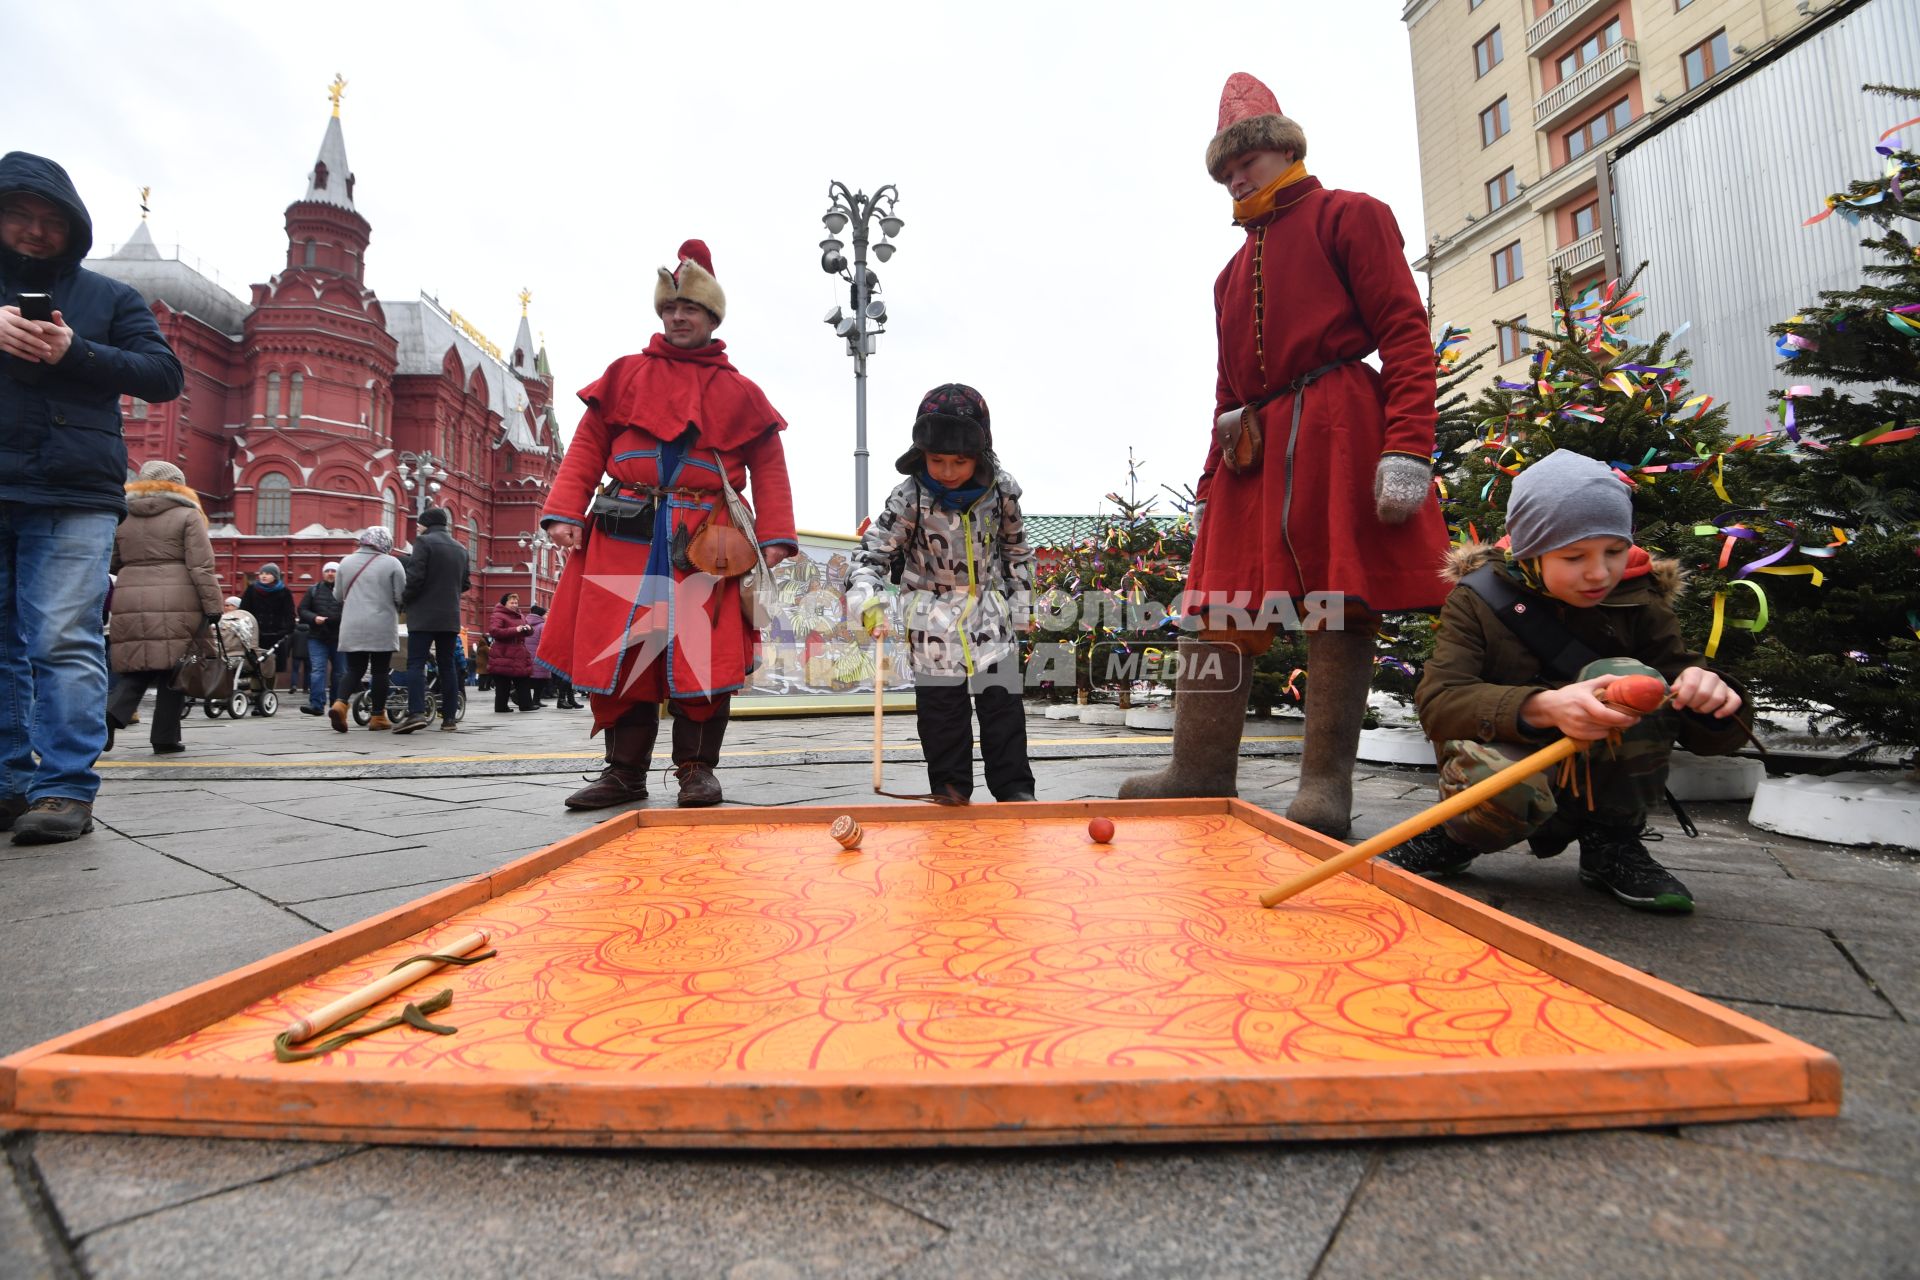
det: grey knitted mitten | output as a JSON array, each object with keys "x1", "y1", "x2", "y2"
[{"x1": 1373, "y1": 455, "x2": 1433, "y2": 525}]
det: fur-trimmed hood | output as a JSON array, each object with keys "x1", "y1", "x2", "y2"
[
  {"x1": 122, "y1": 478, "x2": 206, "y2": 519},
  {"x1": 1441, "y1": 541, "x2": 1683, "y2": 604}
]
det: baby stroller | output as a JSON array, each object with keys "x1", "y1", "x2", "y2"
[
  {"x1": 352, "y1": 647, "x2": 467, "y2": 726},
  {"x1": 200, "y1": 619, "x2": 281, "y2": 718}
]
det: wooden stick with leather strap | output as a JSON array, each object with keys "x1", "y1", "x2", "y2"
[{"x1": 1259, "y1": 674, "x2": 1672, "y2": 908}]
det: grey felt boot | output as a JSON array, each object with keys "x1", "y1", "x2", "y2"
[
  {"x1": 1117, "y1": 640, "x2": 1253, "y2": 799},
  {"x1": 1285, "y1": 628, "x2": 1374, "y2": 838}
]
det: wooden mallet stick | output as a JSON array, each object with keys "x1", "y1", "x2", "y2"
[
  {"x1": 283, "y1": 929, "x2": 491, "y2": 1043},
  {"x1": 872, "y1": 623, "x2": 889, "y2": 793},
  {"x1": 1258, "y1": 674, "x2": 1669, "y2": 908}
]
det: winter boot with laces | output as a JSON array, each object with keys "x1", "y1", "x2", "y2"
[
  {"x1": 1578, "y1": 822, "x2": 1694, "y2": 913},
  {"x1": 566, "y1": 708, "x2": 658, "y2": 810},
  {"x1": 1380, "y1": 828, "x2": 1481, "y2": 879}
]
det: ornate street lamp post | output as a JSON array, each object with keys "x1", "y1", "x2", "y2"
[
  {"x1": 818, "y1": 181, "x2": 904, "y2": 526},
  {"x1": 517, "y1": 528, "x2": 560, "y2": 608},
  {"x1": 393, "y1": 451, "x2": 449, "y2": 527}
]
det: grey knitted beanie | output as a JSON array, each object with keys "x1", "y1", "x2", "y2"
[{"x1": 1505, "y1": 450, "x2": 1633, "y2": 559}]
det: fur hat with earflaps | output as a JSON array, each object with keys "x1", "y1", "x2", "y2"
[
  {"x1": 895, "y1": 383, "x2": 994, "y2": 476},
  {"x1": 1206, "y1": 72, "x2": 1308, "y2": 182},
  {"x1": 653, "y1": 239, "x2": 726, "y2": 324}
]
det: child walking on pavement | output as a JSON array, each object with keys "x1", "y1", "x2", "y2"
[
  {"x1": 847, "y1": 384, "x2": 1037, "y2": 803},
  {"x1": 1383, "y1": 449, "x2": 1751, "y2": 913}
]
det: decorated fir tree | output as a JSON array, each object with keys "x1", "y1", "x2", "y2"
[
  {"x1": 1739, "y1": 92, "x2": 1920, "y2": 762},
  {"x1": 1436, "y1": 268, "x2": 1784, "y2": 663}
]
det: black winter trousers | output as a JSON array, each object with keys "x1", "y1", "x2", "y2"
[
  {"x1": 913, "y1": 657, "x2": 1033, "y2": 801},
  {"x1": 107, "y1": 671, "x2": 188, "y2": 748}
]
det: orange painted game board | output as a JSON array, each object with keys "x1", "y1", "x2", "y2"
[{"x1": 0, "y1": 800, "x2": 1837, "y2": 1147}]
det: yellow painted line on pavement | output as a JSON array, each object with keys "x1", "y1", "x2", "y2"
[{"x1": 96, "y1": 734, "x2": 1305, "y2": 770}]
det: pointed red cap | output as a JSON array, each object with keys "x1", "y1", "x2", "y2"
[
  {"x1": 1217, "y1": 72, "x2": 1282, "y2": 132},
  {"x1": 677, "y1": 238, "x2": 715, "y2": 279}
]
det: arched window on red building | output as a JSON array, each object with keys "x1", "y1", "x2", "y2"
[{"x1": 256, "y1": 472, "x2": 291, "y2": 536}]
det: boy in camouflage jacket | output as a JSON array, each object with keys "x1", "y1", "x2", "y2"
[
  {"x1": 1384, "y1": 450, "x2": 1751, "y2": 913},
  {"x1": 847, "y1": 384, "x2": 1036, "y2": 803}
]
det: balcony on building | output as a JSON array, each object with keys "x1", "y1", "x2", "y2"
[
  {"x1": 1525, "y1": 0, "x2": 1607, "y2": 56},
  {"x1": 1550, "y1": 230, "x2": 1605, "y2": 276},
  {"x1": 1535, "y1": 38, "x2": 1639, "y2": 130}
]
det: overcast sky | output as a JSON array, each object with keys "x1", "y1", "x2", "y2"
[{"x1": 12, "y1": 0, "x2": 1428, "y2": 533}]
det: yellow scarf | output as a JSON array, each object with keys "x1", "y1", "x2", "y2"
[{"x1": 1232, "y1": 160, "x2": 1311, "y2": 224}]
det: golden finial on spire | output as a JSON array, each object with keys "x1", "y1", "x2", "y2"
[
  {"x1": 519, "y1": 287, "x2": 533, "y2": 316},
  {"x1": 139, "y1": 187, "x2": 151, "y2": 221},
  {"x1": 328, "y1": 74, "x2": 347, "y2": 118}
]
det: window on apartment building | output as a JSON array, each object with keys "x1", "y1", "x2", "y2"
[
  {"x1": 1683, "y1": 29, "x2": 1730, "y2": 90},
  {"x1": 1571, "y1": 200, "x2": 1600, "y2": 239},
  {"x1": 1486, "y1": 168, "x2": 1519, "y2": 213},
  {"x1": 1498, "y1": 317, "x2": 1529, "y2": 364},
  {"x1": 1492, "y1": 241, "x2": 1524, "y2": 290},
  {"x1": 1555, "y1": 18, "x2": 1623, "y2": 83},
  {"x1": 1565, "y1": 97, "x2": 1633, "y2": 162},
  {"x1": 1474, "y1": 28, "x2": 1503, "y2": 78},
  {"x1": 1480, "y1": 97, "x2": 1511, "y2": 146},
  {"x1": 288, "y1": 372, "x2": 304, "y2": 429},
  {"x1": 255, "y1": 472, "x2": 291, "y2": 536}
]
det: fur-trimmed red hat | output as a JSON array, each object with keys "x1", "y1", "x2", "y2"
[
  {"x1": 654, "y1": 239, "x2": 726, "y2": 324},
  {"x1": 1205, "y1": 72, "x2": 1308, "y2": 182}
]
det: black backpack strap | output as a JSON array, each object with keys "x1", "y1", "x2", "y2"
[{"x1": 1457, "y1": 563, "x2": 1601, "y2": 684}]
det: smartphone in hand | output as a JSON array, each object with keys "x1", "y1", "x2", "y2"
[{"x1": 18, "y1": 293, "x2": 54, "y2": 322}]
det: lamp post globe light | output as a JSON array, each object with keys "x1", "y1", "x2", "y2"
[
  {"x1": 818, "y1": 180, "x2": 903, "y2": 526},
  {"x1": 393, "y1": 450, "x2": 449, "y2": 524},
  {"x1": 517, "y1": 528, "x2": 561, "y2": 608}
]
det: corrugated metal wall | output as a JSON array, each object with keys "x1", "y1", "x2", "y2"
[{"x1": 1612, "y1": 0, "x2": 1920, "y2": 429}]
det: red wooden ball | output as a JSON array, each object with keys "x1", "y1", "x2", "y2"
[{"x1": 1087, "y1": 817, "x2": 1115, "y2": 843}]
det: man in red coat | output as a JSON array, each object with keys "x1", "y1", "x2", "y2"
[
  {"x1": 539, "y1": 240, "x2": 797, "y2": 809},
  {"x1": 1122, "y1": 73, "x2": 1448, "y2": 837}
]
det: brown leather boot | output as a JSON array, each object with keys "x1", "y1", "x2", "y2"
[
  {"x1": 565, "y1": 708, "x2": 659, "y2": 810},
  {"x1": 366, "y1": 712, "x2": 392, "y2": 732},
  {"x1": 670, "y1": 698, "x2": 730, "y2": 808},
  {"x1": 1118, "y1": 640, "x2": 1253, "y2": 799},
  {"x1": 1285, "y1": 627, "x2": 1375, "y2": 838}
]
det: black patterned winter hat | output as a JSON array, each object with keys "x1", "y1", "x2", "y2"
[{"x1": 896, "y1": 383, "x2": 993, "y2": 474}]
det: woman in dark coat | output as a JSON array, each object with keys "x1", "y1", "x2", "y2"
[
  {"x1": 238, "y1": 561, "x2": 296, "y2": 693},
  {"x1": 105, "y1": 461, "x2": 225, "y2": 754},
  {"x1": 487, "y1": 593, "x2": 536, "y2": 712}
]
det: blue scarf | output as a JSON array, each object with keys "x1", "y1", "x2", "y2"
[{"x1": 920, "y1": 470, "x2": 989, "y2": 512}]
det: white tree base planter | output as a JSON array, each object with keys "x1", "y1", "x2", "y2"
[
  {"x1": 1749, "y1": 772, "x2": 1920, "y2": 850},
  {"x1": 1044, "y1": 705, "x2": 1083, "y2": 721},
  {"x1": 1080, "y1": 706, "x2": 1131, "y2": 726},
  {"x1": 1125, "y1": 707, "x2": 1175, "y2": 731},
  {"x1": 1666, "y1": 751, "x2": 1764, "y2": 802},
  {"x1": 1356, "y1": 727, "x2": 1436, "y2": 768}
]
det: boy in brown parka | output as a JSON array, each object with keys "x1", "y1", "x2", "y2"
[{"x1": 1383, "y1": 450, "x2": 1751, "y2": 913}]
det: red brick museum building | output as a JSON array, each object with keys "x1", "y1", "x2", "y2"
[{"x1": 87, "y1": 99, "x2": 564, "y2": 631}]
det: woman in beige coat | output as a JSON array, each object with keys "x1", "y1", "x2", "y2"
[{"x1": 105, "y1": 461, "x2": 225, "y2": 753}]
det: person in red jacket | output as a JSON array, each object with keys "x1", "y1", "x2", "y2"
[
  {"x1": 1121, "y1": 72, "x2": 1450, "y2": 837},
  {"x1": 486, "y1": 593, "x2": 536, "y2": 713},
  {"x1": 539, "y1": 239, "x2": 797, "y2": 810}
]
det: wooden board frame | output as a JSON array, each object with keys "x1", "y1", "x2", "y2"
[{"x1": 0, "y1": 800, "x2": 1839, "y2": 1148}]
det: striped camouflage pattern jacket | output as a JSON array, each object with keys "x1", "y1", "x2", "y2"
[{"x1": 849, "y1": 470, "x2": 1035, "y2": 680}]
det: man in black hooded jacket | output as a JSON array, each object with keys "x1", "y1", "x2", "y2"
[{"x1": 1, "y1": 152, "x2": 184, "y2": 844}]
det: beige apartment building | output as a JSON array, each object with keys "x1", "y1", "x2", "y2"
[{"x1": 1403, "y1": 0, "x2": 1845, "y2": 370}]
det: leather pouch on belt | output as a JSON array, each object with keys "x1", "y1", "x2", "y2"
[
  {"x1": 589, "y1": 493, "x2": 655, "y2": 540},
  {"x1": 1214, "y1": 404, "x2": 1263, "y2": 474}
]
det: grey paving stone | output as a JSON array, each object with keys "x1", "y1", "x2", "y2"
[
  {"x1": 0, "y1": 1156, "x2": 60, "y2": 1280},
  {"x1": 31, "y1": 1134, "x2": 359, "y2": 1238},
  {"x1": 0, "y1": 836, "x2": 229, "y2": 925},
  {"x1": 229, "y1": 846, "x2": 512, "y2": 905},
  {"x1": 93, "y1": 800, "x2": 293, "y2": 840},
  {"x1": 330, "y1": 808, "x2": 524, "y2": 838},
  {"x1": 883, "y1": 1235, "x2": 1091, "y2": 1280},
  {"x1": 1680, "y1": 1003, "x2": 1920, "y2": 1183},
  {"x1": 1314, "y1": 1131, "x2": 1920, "y2": 1280},
  {"x1": 292, "y1": 877, "x2": 501, "y2": 931},
  {"x1": 1835, "y1": 933, "x2": 1920, "y2": 1021},
  {"x1": 77, "y1": 1147, "x2": 942, "y2": 1280},
  {"x1": 0, "y1": 889, "x2": 316, "y2": 1057},
  {"x1": 822, "y1": 1145, "x2": 1370, "y2": 1280},
  {"x1": 1770, "y1": 842, "x2": 1920, "y2": 889},
  {"x1": 134, "y1": 825, "x2": 428, "y2": 875},
  {"x1": 1441, "y1": 868, "x2": 1890, "y2": 1017}
]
